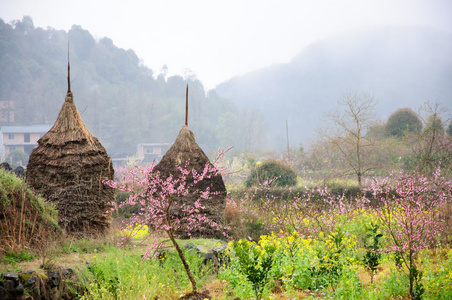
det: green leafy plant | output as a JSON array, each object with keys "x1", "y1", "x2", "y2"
[
  {"x1": 309, "y1": 227, "x2": 347, "y2": 290},
  {"x1": 362, "y1": 222, "x2": 383, "y2": 283},
  {"x1": 232, "y1": 239, "x2": 277, "y2": 300},
  {"x1": 409, "y1": 265, "x2": 425, "y2": 300}
]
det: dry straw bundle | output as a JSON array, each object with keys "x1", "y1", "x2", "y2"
[
  {"x1": 152, "y1": 86, "x2": 226, "y2": 237},
  {"x1": 26, "y1": 62, "x2": 114, "y2": 236}
]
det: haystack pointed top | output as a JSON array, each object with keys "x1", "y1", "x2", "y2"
[
  {"x1": 26, "y1": 56, "x2": 115, "y2": 236},
  {"x1": 66, "y1": 41, "x2": 73, "y2": 102},
  {"x1": 39, "y1": 57, "x2": 95, "y2": 146}
]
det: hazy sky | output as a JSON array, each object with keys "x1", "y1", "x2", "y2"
[{"x1": 1, "y1": 0, "x2": 451, "y2": 90}]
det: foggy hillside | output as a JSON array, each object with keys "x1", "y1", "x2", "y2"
[
  {"x1": 0, "y1": 17, "x2": 238, "y2": 157},
  {"x1": 2, "y1": 18, "x2": 451, "y2": 155},
  {"x1": 215, "y1": 26, "x2": 452, "y2": 150}
]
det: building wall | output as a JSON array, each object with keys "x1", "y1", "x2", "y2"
[
  {"x1": 137, "y1": 145, "x2": 165, "y2": 158},
  {"x1": 3, "y1": 132, "x2": 24, "y2": 144},
  {"x1": 1, "y1": 125, "x2": 51, "y2": 159},
  {"x1": 136, "y1": 143, "x2": 169, "y2": 163},
  {"x1": 30, "y1": 133, "x2": 42, "y2": 143}
]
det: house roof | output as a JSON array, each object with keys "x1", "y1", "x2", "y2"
[{"x1": 1, "y1": 125, "x2": 52, "y2": 134}]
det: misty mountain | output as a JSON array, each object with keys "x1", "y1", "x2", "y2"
[{"x1": 215, "y1": 26, "x2": 452, "y2": 150}]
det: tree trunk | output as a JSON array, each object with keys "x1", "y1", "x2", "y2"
[{"x1": 167, "y1": 229, "x2": 197, "y2": 293}]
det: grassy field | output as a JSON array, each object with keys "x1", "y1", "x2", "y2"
[
  {"x1": 2, "y1": 166, "x2": 452, "y2": 299},
  {"x1": 2, "y1": 196, "x2": 452, "y2": 299}
]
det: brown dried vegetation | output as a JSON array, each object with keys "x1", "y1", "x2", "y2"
[
  {"x1": 26, "y1": 90, "x2": 115, "y2": 237},
  {"x1": 152, "y1": 125, "x2": 227, "y2": 238}
]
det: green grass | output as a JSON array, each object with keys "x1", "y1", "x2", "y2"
[
  {"x1": 3, "y1": 249, "x2": 35, "y2": 264},
  {"x1": 78, "y1": 244, "x2": 217, "y2": 300}
]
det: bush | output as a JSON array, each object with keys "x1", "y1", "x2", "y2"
[
  {"x1": 245, "y1": 161, "x2": 296, "y2": 187},
  {"x1": 384, "y1": 108, "x2": 422, "y2": 138}
]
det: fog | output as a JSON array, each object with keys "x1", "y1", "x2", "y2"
[
  {"x1": 0, "y1": 1, "x2": 451, "y2": 156},
  {"x1": 216, "y1": 26, "x2": 452, "y2": 149},
  {"x1": 1, "y1": 0, "x2": 451, "y2": 90}
]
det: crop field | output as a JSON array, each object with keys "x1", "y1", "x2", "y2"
[{"x1": 2, "y1": 164, "x2": 452, "y2": 300}]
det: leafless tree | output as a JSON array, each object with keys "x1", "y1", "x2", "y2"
[
  {"x1": 319, "y1": 91, "x2": 378, "y2": 186},
  {"x1": 409, "y1": 101, "x2": 452, "y2": 174}
]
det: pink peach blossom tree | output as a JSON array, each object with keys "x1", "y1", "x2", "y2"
[
  {"x1": 365, "y1": 167, "x2": 451, "y2": 299},
  {"x1": 105, "y1": 158, "x2": 228, "y2": 295}
]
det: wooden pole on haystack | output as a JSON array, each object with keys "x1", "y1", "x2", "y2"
[
  {"x1": 152, "y1": 85, "x2": 227, "y2": 238},
  {"x1": 67, "y1": 41, "x2": 71, "y2": 93},
  {"x1": 26, "y1": 49, "x2": 115, "y2": 237},
  {"x1": 185, "y1": 84, "x2": 188, "y2": 126}
]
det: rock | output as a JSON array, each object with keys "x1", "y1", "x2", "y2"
[
  {"x1": 15, "y1": 282, "x2": 24, "y2": 294},
  {"x1": 202, "y1": 252, "x2": 221, "y2": 273},
  {"x1": 0, "y1": 162, "x2": 12, "y2": 171},
  {"x1": 47, "y1": 270, "x2": 61, "y2": 288},
  {"x1": 2, "y1": 273, "x2": 19, "y2": 284},
  {"x1": 0, "y1": 269, "x2": 80, "y2": 300},
  {"x1": 0, "y1": 286, "x2": 6, "y2": 300},
  {"x1": 19, "y1": 271, "x2": 36, "y2": 283},
  {"x1": 212, "y1": 244, "x2": 230, "y2": 267},
  {"x1": 1, "y1": 279, "x2": 15, "y2": 296},
  {"x1": 203, "y1": 252, "x2": 217, "y2": 265},
  {"x1": 62, "y1": 268, "x2": 73, "y2": 276},
  {"x1": 184, "y1": 242, "x2": 201, "y2": 254},
  {"x1": 212, "y1": 244, "x2": 227, "y2": 254},
  {"x1": 26, "y1": 275, "x2": 37, "y2": 286},
  {"x1": 0, "y1": 272, "x2": 27, "y2": 300},
  {"x1": 13, "y1": 166, "x2": 25, "y2": 178}
]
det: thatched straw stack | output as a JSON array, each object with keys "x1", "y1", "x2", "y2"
[
  {"x1": 153, "y1": 125, "x2": 227, "y2": 238},
  {"x1": 26, "y1": 82, "x2": 114, "y2": 236}
]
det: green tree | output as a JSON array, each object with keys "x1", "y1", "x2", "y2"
[
  {"x1": 447, "y1": 120, "x2": 452, "y2": 136},
  {"x1": 68, "y1": 25, "x2": 95, "y2": 59},
  {"x1": 7, "y1": 149, "x2": 29, "y2": 166},
  {"x1": 245, "y1": 160, "x2": 297, "y2": 187},
  {"x1": 384, "y1": 108, "x2": 422, "y2": 138}
]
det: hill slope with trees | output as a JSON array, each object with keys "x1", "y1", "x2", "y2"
[{"x1": 0, "y1": 17, "x2": 238, "y2": 157}]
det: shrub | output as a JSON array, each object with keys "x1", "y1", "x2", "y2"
[
  {"x1": 384, "y1": 108, "x2": 422, "y2": 138},
  {"x1": 245, "y1": 161, "x2": 297, "y2": 187}
]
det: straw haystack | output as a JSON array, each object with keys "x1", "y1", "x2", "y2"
[
  {"x1": 153, "y1": 125, "x2": 227, "y2": 238},
  {"x1": 26, "y1": 64, "x2": 114, "y2": 236}
]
